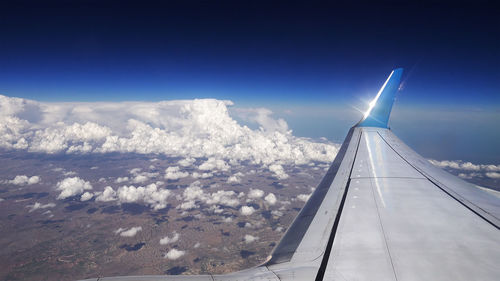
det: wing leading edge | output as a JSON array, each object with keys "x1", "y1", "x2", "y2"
[{"x1": 81, "y1": 69, "x2": 500, "y2": 281}]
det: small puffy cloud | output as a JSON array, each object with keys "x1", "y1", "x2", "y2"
[
  {"x1": 179, "y1": 181, "x2": 239, "y2": 208},
  {"x1": 240, "y1": 206, "x2": 255, "y2": 216},
  {"x1": 458, "y1": 173, "x2": 482, "y2": 179},
  {"x1": 429, "y1": 159, "x2": 500, "y2": 180},
  {"x1": 297, "y1": 193, "x2": 311, "y2": 202},
  {"x1": 178, "y1": 157, "x2": 196, "y2": 167},
  {"x1": 129, "y1": 170, "x2": 159, "y2": 184},
  {"x1": 182, "y1": 181, "x2": 205, "y2": 201},
  {"x1": 271, "y1": 210, "x2": 283, "y2": 217},
  {"x1": 269, "y1": 164, "x2": 289, "y2": 180},
  {"x1": 199, "y1": 157, "x2": 230, "y2": 172},
  {"x1": 132, "y1": 174, "x2": 149, "y2": 184},
  {"x1": 264, "y1": 193, "x2": 277, "y2": 205},
  {"x1": 227, "y1": 176, "x2": 241, "y2": 184},
  {"x1": 205, "y1": 190, "x2": 239, "y2": 207},
  {"x1": 28, "y1": 176, "x2": 41, "y2": 185},
  {"x1": 194, "y1": 242, "x2": 201, "y2": 248},
  {"x1": 10, "y1": 175, "x2": 28, "y2": 185},
  {"x1": 192, "y1": 172, "x2": 213, "y2": 179},
  {"x1": 26, "y1": 202, "x2": 56, "y2": 212},
  {"x1": 209, "y1": 205, "x2": 223, "y2": 214},
  {"x1": 80, "y1": 192, "x2": 94, "y2": 201},
  {"x1": 164, "y1": 249, "x2": 185, "y2": 260},
  {"x1": 115, "y1": 177, "x2": 129, "y2": 183},
  {"x1": 164, "y1": 166, "x2": 189, "y2": 180},
  {"x1": 248, "y1": 188, "x2": 264, "y2": 199},
  {"x1": 244, "y1": 234, "x2": 259, "y2": 244},
  {"x1": 8, "y1": 175, "x2": 40, "y2": 186},
  {"x1": 130, "y1": 168, "x2": 142, "y2": 175},
  {"x1": 429, "y1": 159, "x2": 500, "y2": 172},
  {"x1": 114, "y1": 228, "x2": 125, "y2": 234},
  {"x1": 179, "y1": 200, "x2": 198, "y2": 210},
  {"x1": 227, "y1": 172, "x2": 244, "y2": 184},
  {"x1": 95, "y1": 186, "x2": 118, "y2": 202},
  {"x1": 160, "y1": 232, "x2": 180, "y2": 245},
  {"x1": 117, "y1": 226, "x2": 142, "y2": 237},
  {"x1": 486, "y1": 172, "x2": 500, "y2": 179},
  {"x1": 117, "y1": 183, "x2": 171, "y2": 210},
  {"x1": 56, "y1": 177, "x2": 93, "y2": 200}
]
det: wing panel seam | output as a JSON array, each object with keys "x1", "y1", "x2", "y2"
[{"x1": 368, "y1": 176, "x2": 399, "y2": 281}]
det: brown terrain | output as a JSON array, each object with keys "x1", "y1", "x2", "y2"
[{"x1": 0, "y1": 151, "x2": 327, "y2": 281}]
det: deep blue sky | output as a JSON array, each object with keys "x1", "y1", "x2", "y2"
[{"x1": 0, "y1": 0, "x2": 499, "y2": 163}]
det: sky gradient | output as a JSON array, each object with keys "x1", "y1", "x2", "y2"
[{"x1": 0, "y1": 0, "x2": 499, "y2": 163}]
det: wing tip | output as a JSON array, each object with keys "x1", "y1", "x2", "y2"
[{"x1": 357, "y1": 68, "x2": 404, "y2": 128}]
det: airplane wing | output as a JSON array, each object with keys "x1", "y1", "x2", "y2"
[{"x1": 82, "y1": 69, "x2": 500, "y2": 281}]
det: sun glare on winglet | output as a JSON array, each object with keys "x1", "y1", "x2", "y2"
[
  {"x1": 363, "y1": 70, "x2": 395, "y2": 120},
  {"x1": 357, "y1": 68, "x2": 403, "y2": 128}
]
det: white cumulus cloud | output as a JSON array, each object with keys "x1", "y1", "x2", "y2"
[
  {"x1": 117, "y1": 226, "x2": 142, "y2": 237},
  {"x1": 227, "y1": 172, "x2": 244, "y2": 184},
  {"x1": 26, "y1": 202, "x2": 56, "y2": 212},
  {"x1": 164, "y1": 249, "x2": 185, "y2": 260},
  {"x1": 0, "y1": 95, "x2": 339, "y2": 175},
  {"x1": 80, "y1": 192, "x2": 94, "y2": 201},
  {"x1": 248, "y1": 188, "x2": 264, "y2": 199},
  {"x1": 117, "y1": 183, "x2": 170, "y2": 210},
  {"x1": 297, "y1": 193, "x2": 311, "y2": 202},
  {"x1": 115, "y1": 177, "x2": 129, "y2": 183},
  {"x1": 178, "y1": 157, "x2": 196, "y2": 167},
  {"x1": 244, "y1": 234, "x2": 259, "y2": 244},
  {"x1": 192, "y1": 172, "x2": 213, "y2": 179},
  {"x1": 264, "y1": 193, "x2": 277, "y2": 205},
  {"x1": 486, "y1": 172, "x2": 500, "y2": 179},
  {"x1": 429, "y1": 159, "x2": 500, "y2": 180},
  {"x1": 179, "y1": 181, "x2": 239, "y2": 209},
  {"x1": 8, "y1": 175, "x2": 40, "y2": 185},
  {"x1": 95, "y1": 186, "x2": 118, "y2": 202},
  {"x1": 160, "y1": 232, "x2": 180, "y2": 245},
  {"x1": 240, "y1": 206, "x2": 255, "y2": 216},
  {"x1": 56, "y1": 177, "x2": 93, "y2": 200},
  {"x1": 269, "y1": 164, "x2": 289, "y2": 180},
  {"x1": 199, "y1": 157, "x2": 230, "y2": 172},
  {"x1": 164, "y1": 166, "x2": 189, "y2": 180},
  {"x1": 431, "y1": 160, "x2": 500, "y2": 172}
]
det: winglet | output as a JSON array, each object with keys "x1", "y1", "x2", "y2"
[{"x1": 357, "y1": 68, "x2": 403, "y2": 128}]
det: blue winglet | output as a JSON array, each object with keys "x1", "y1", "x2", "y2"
[{"x1": 357, "y1": 68, "x2": 403, "y2": 128}]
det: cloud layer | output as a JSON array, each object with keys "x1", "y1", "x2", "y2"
[
  {"x1": 0, "y1": 95, "x2": 338, "y2": 175},
  {"x1": 429, "y1": 159, "x2": 500, "y2": 179}
]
